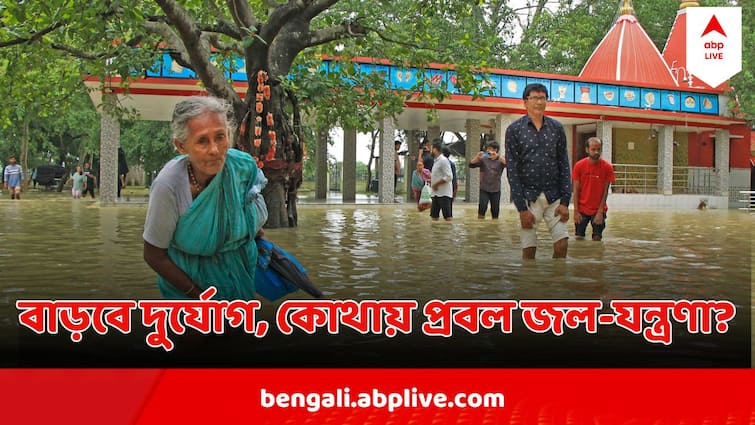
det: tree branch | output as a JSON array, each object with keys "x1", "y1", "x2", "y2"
[
  {"x1": 307, "y1": 17, "x2": 443, "y2": 58},
  {"x1": 268, "y1": 17, "x2": 344, "y2": 76},
  {"x1": 260, "y1": 0, "x2": 313, "y2": 43},
  {"x1": 0, "y1": 6, "x2": 125, "y2": 50},
  {"x1": 48, "y1": 43, "x2": 106, "y2": 60},
  {"x1": 206, "y1": 33, "x2": 243, "y2": 55},
  {"x1": 307, "y1": 19, "x2": 369, "y2": 46},
  {"x1": 204, "y1": 0, "x2": 243, "y2": 39},
  {"x1": 260, "y1": 0, "x2": 339, "y2": 43},
  {"x1": 0, "y1": 21, "x2": 66, "y2": 48},
  {"x1": 144, "y1": 20, "x2": 192, "y2": 64},
  {"x1": 155, "y1": 0, "x2": 239, "y2": 104},
  {"x1": 301, "y1": 0, "x2": 340, "y2": 22},
  {"x1": 199, "y1": 19, "x2": 244, "y2": 40},
  {"x1": 361, "y1": 24, "x2": 444, "y2": 53},
  {"x1": 226, "y1": 0, "x2": 258, "y2": 33}
]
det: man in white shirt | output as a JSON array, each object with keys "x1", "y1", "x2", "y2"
[{"x1": 430, "y1": 140, "x2": 453, "y2": 221}]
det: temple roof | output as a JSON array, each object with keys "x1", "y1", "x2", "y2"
[{"x1": 579, "y1": 3, "x2": 678, "y2": 88}]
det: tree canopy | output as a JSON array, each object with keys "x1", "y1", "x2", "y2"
[{"x1": 0, "y1": 0, "x2": 750, "y2": 179}]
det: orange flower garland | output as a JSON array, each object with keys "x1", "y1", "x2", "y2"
[{"x1": 252, "y1": 69, "x2": 277, "y2": 162}]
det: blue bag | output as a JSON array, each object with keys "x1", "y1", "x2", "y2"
[{"x1": 255, "y1": 238, "x2": 323, "y2": 301}]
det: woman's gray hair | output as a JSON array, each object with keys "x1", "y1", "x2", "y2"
[{"x1": 170, "y1": 96, "x2": 236, "y2": 143}]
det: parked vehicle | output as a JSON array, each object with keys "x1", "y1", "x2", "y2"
[{"x1": 34, "y1": 165, "x2": 67, "y2": 189}]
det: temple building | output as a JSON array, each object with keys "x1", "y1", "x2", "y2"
[{"x1": 86, "y1": 0, "x2": 751, "y2": 208}]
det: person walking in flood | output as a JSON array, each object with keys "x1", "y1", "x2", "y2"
[
  {"x1": 441, "y1": 146, "x2": 458, "y2": 201},
  {"x1": 411, "y1": 160, "x2": 431, "y2": 211},
  {"x1": 417, "y1": 138, "x2": 434, "y2": 171},
  {"x1": 572, "y1": 137, "x2": 615, "y2": 241},
  {"x1": 470, "y1": 141, "x2": 507, "y2": 219},
  {"x1": 70, "y1": 166, "x2": 87, "y2": 199},
  {"x1": 505, "y1": 83, "x2": 571, "y2": 259},
  {"x1": 117, "y1": 147, "x2": 129, "y2": 198},
  {"x1": 429, "y1": 140, "x2": 453, "y2": 221},
  {"x1": 83, "y1": 162, "x2": 97, "y2": 199},
  {"x1": 3, "y1": 155, "x2": 23, "y2": 200},
  {"x1": 142, "y1": 95, "x2": 268, "y2": 300}
]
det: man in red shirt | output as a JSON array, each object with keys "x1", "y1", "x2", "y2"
[{"x1": 572, "y1": 137, "x2": 615, "y2": 241}]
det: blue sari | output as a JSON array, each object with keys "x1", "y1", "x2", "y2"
[{"x1": 158, "y1": 149, "x2": 260, "y2": 300}]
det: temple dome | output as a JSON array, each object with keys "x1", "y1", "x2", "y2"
[{"x1": 579, "y1": 2, "x2": 678, "y2": 88}]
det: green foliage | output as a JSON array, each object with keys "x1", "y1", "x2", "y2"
[
  {"x1": 29, "y1": 91, "x2": 100, "y2": 164},
  {"x1": 119, "y1": 120, "x2": 175, "y2": 177},
  {"x1": 0, "y1": 0, "x2": 750, "y2": 181},
  {"x1": 506, "y1": 0, "x2": 752, "y2": 121},
  {"x1": 728, "y1": 0, "x2": 753, "y2": 122},
  {"x1": 0, "y1": 83, "x2": 98, "y2": 170},
  {"x1": 290, "y1": 0, "x2": 516, "y2": 130},
  {"x1": 301, "y1": 127, "x2": 318, "y2": 181}
]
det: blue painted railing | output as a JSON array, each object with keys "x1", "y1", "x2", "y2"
[{"x1": 146, "y1": 53, "x2": 720, "y2": 116}]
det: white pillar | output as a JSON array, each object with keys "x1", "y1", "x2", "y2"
[
  {"x1": 465, "y1": 119, "x2": 481, "y2": 203},
  {"x1": 495, "y1": 115, "x2": 512, "y2": 204},
  {"x1": 315, "y1": 128, "x2": 328, "y2": 199},
  {"x1": 99, "y1": 92, "x2": 120, "y2": 205},
  {"x1": 596, "y1": 120, "x2": 613, "y2": 165},
  {"x1": 714, "y1": 129, "x2": 730, "y2": 196},
  {"x1": 378, "y1": 117, "x2": 396, "y2": 203},
  {"x1": 595, "y1": 120, "x2": 613, "y2": 194},
  {"x1": 343, "y1": 128, "x2": 357, "y2": 202},
  {"x1": 657, "y1": 125, "x2": 674, "y2": 195}
]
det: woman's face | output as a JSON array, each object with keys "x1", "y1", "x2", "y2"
[
  {"x1": 416, "y1": 162, "x2": 424, "y2": 172},
  {"x1": 174, "y1": 112, "x2": 229, "y2": 181},
  {"x1": 75, "y1": 166, "x2": 82, "y2": 173}
]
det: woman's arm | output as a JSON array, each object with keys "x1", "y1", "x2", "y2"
[{"x1": 143, "y1": 241, "x2": 202, "y2": 298}]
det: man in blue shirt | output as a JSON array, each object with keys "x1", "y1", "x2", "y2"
[
  {"x1": 505, "y1": 83, "x2": 571, "y2": 259},
  {"x1": 3, "y1": 155, "x2": 24, "y2": 200}
]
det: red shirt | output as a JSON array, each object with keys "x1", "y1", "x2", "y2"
[{"x1": 572, "y1": 157, "x2": 615, "y2": 215}]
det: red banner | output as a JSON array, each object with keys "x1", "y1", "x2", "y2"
[{"x1": 0, "y1": 369, "x2": 753, "y2": 424}]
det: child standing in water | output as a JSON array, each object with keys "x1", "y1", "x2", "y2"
[{"x1": 71, "y1": 166, "x2": 87, "y2": 199}]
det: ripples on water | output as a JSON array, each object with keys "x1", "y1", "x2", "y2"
[{"x1": 0, "y1": 195, "x2": 751, "y2": 366}]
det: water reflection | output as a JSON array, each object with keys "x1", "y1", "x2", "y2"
[{"x1": 0, "y1": 196, "x2": 751, "y2": 366}]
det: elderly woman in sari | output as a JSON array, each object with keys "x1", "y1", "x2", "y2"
[
  {"x1": 411, "y1": 160, "x2": 431, "y2": 211},
  {"x1": 143, "y1": 96, "x2": 267, "y2": 300}
]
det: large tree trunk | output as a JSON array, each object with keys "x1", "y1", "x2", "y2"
[
  {"x1": 152, "y1": 0, "x2": 314, "y2": 228},
  {"x1": 234, "y1": 66, "x2": 304, "y2": 229},
  {"x1": 262, "y1": 180, "x2": 287, "y2": 228},
  {"x1": 19, "y1": 115, "x2": 30, "y2": 191},
  {"x1": 365, "y1": 130, "x2": 378, "y2": 192}
]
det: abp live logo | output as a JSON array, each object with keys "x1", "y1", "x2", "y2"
[{"x1": 686, "y1": 7, "x2": 741, "y2": 88}]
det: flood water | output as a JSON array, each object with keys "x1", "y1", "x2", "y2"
[{"x1": 0, "y1": 194, "x2": 751, "y2": 367}]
